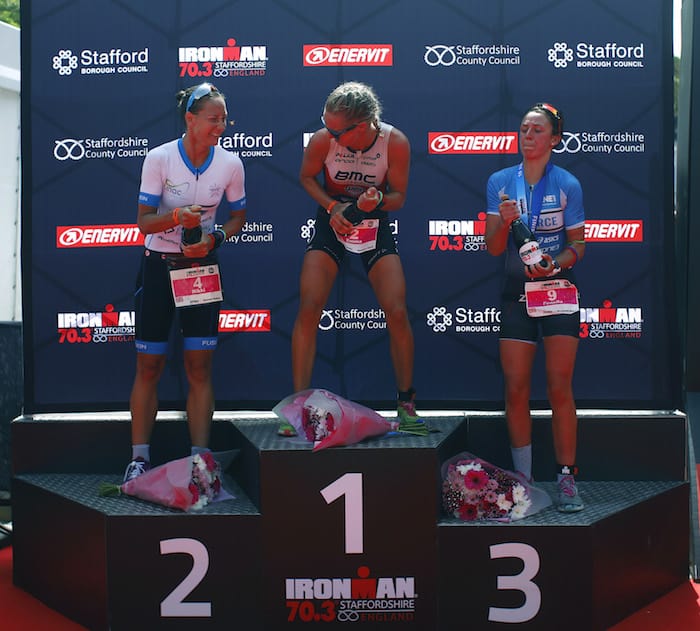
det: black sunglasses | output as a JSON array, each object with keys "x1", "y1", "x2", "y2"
[{"x1": 320, "y1": 115, "x2": 362, "y2": 139}]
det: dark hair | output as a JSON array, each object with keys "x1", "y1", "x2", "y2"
[
  {"x1": 176, "y1": 83, "x2": 224, "y2": 123},
  {"x1": 528, "y1": 102, "x2": 563, "y2": 135}
]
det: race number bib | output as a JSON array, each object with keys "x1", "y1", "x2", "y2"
[
  {"x1": 336, "y1": 219, "x2": 379, "y2": 254},
  {"x1": 169, "y1": 262, "x2": 223, "y2": 307},
  {"x1": 525, "y1": 279, "x2": 579, "y2": 317}
]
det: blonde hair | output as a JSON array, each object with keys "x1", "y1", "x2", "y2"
[{"x1": 324, "y1": 82, "x2": 382, "y2": 126}]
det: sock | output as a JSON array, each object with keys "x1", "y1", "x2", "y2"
[
  {"x1": 397, "y1": 387, "x2": 416, "y2": 402},
  {"x1": 191, "y1": 446, "x2": 211, "y2": 457},
  {"x1": 132, "y1": 444, "x2": 150, "y2": 462},
  {"x1": 511, "y1": 445, "x2": 532, "y2": 481},
  {"x1": 556, "y1": 463, "x2": 579, "y2": 481}
]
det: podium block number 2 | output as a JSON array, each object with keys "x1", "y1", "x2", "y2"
[
  {"x1": 321, "y1": 473, "x2": 363, "y2": 554},
  {"x1": 160, "y1": 538, "x2": 212, "y2": 618}
]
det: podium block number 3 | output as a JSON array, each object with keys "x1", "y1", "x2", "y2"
[
  {"x1": 321, "y1": 473, "x2": 364, "y2": 554},
  {"x1": 488, "y1": 543, "x2": 541, "y2": 623}
]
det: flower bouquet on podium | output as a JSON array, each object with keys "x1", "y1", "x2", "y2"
[
  {"x1": 273, "y1": 389, "x2": 403, "y2": 451},
  {"x1": 441, "y1": 452, "x2": 551, "y2": 522},
  {"x1": 99, "y1": 451, "x2": 236, "y2": 512}
]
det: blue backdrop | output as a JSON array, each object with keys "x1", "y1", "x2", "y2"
[{"x1": 22, "y1": 0, "x2": 677, "y2": 412}]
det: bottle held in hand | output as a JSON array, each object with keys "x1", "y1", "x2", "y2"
[
  {"x1": 181, "y1": 205, "x2": 203, "y2": 247},
  {"x1": 500, "y1": 194, "x2": 548, "y2": 268}
]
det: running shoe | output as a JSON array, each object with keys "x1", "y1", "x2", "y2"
[
  {"x1": 123, "y1": 457, "x2": 151, "y2": 483},
  {"x1": 557, "y1": 474, "x2": 584, "y2": 513}
]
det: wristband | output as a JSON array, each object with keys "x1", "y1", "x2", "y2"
[
  {"x1": 172, "y1": 208, "x2": 180, "y2": 225},
  {"x1": 326, "y1": 200, "x2": 338, "y2": 215},
  {"x1": 375, "y1": 190, "x2": 384, "y2": 209},
  {"x1": 564, "y1": 245, "x2": 579, "y2": 267},
  {"x1": 210, "y1": 228, "x2": 227, "y2": 249}
]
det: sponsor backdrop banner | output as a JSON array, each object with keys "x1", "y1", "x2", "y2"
[{"x1": 22, "y1": 0, "x2": 676, "y2": 412}]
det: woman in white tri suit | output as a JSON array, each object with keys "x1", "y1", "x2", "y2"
[
  {"x1": 485, "y1": 103, "x2": 586, "y2": 512},
  {"x1": 123, "y1": 83, "x2": 246, "y2": 482}
]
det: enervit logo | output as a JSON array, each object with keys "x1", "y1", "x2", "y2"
[
  {"x1": 285, "y1": 565, "x2": 416, "y2": 624},
  {"x1": 428, "y1": 216, "x2": 487, "y2": 252},
  {"x1": 547, "y1": 41, "x2": 644, "y2": 69},
  {"x1": 52, "y1": 47, "x2": 149, "y2": 76},
  {"x1": 424, "y1": 44, "x2": 521, "y2": 67},
  {"x1": 57, "y1": 225, "x2": 144, "y2": 248},
  {"x1": 584, "y1": 220, "x2": 643, "y2": 242},
  {"x1": 428, "y1": 133, "x2": 518, "y2": 154},
  {"x1": 178, "y1": 38, "x2": 268, "y2": 78},
  {"x1": 553, "y1": 131, "x2": 645, "y2": 155},
  {"x1": 427, "y1": 306, "x2": 500, "y2": 333},
  {"x1": 57, "y1": 304, "x2": 135, "y2": 344},
  {"x1": 579, "y1": 300, "x2": 643, "y2": 339},
  {"x1": 218, "y1": 310, "x2": 271, "y2": 332},
  {"x1": 54, "y1": 137, "x2": 149, "y2": 161},
  {"x1": 303, "y1": 45, "x2": 393, "y2": 66}
]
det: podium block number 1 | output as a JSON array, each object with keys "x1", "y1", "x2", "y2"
[{"x1": 320, "y1": 473, "x2": 364, "y2": 554}]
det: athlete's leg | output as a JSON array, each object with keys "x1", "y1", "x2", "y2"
[
  {"x1": 543, "y1": 335, "x2": 579, "y2": 466},
  {"x1": 500, "y1": 338, "x2": 537, "y2": 449},
  {"x1": 367, "y1": 254, "x2": 413, "y2": 392},
  {"x1": 183, "y1": 348, "x2": 216, "y2": 448},
  {"x1": 129, "y1": 352, "x2": 167, "y2": 445},
  {"x1": 291, "y1": 250, "x2": 339, "y2": 391}
]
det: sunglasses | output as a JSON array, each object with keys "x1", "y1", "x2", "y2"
[
  {"x1": 186, "y1": 83, "x2": 218, "y2": 112},
  {"x1": 320, "y1": 114, "x2": 362, "y2": 139},
  {"x1": 534, "y1": 102, "x2": 562, "y2": 134}
]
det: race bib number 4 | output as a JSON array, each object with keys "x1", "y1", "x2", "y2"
[
  {"x1": 170, "y1": 264, "x2": 223, "y2": 307},
  {"x1": 525, "y1": 279, "x2": 579, "y2": 317}
]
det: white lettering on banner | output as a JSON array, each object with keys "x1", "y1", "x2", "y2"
[
  {"x1": 584, "y1": 220, "x2": 643, "y2": 242},
  {"x1": 218, "y1": 310, "x2": 271, "y2": 332},
  {"x1": 303, "y1": 45, "x2": 393, "y2": 66},
  {"x1": 428, "y1": 132, "x2": 518, "y2": 154},
  {"x1": 57, "y1": 225, "x2": 144, "y2": 248}
]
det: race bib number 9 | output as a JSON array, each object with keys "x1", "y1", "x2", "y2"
[{"x1": 525, "y1": 279, "x2": 579, "y2": 317}]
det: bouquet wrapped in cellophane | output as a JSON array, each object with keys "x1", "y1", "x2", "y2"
[
  {"x1": 99, "y1": 450, "x2": 236, "y2": 511},
  {"x1": 441, "y1": 452, "x2": 551, "y2": 522},
  {"x1": 273, "y1": 389, "x2": 406, "y2": 451}
]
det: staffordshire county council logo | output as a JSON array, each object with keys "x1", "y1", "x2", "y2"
[
  {"x1": 547, "y1": 42, "x2": 574, "y2": 68},
  {"x1": 424, "y1": 45, "x2": 457, "y2": 66},
  {"x1": 53, "y1": 50, "x2": 79, "y2": 75},
  {"x1": 54, "y1": 139, "x2": 85, "y2": 160}
]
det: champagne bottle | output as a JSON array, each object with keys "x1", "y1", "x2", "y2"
[
  {"x1": 500, "y1": 194, "x2": 548, "y2": 268},
  {"x1": 181, "y1": 205, "x2": 203, "y2": 246}
]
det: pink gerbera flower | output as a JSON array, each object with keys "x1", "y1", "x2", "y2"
[
  {"x1": 458, "y1": 502, "x2": 479, "y2": 521},
  {"x1": 464, "y1": 469, "x2": 489, "y2": 491}
]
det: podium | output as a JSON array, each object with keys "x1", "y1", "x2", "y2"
[{"x1": 10, "y1": 411, "x2": 689, "y2": 630}]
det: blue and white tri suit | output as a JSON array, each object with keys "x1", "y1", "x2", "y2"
[
  {"x1": 486, "y1": 162, "x2": 584, "y2": 341},
  {"x1": 135, "y1": 138, "x2": 246, "y2": 354}
]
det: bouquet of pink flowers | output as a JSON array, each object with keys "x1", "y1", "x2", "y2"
[
  {"x1": 441, "y1": 452, "x2": 551, "y2": 522},
  {"x1": 99, "y1": 451, "x2": 234, "y2": 511},
  {"x1": 274, "y1": 389, "x2": 402, "y2": 451}
]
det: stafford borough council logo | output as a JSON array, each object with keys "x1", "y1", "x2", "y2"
[{"x1": 547, "y1": 42, "x2": 574, "y2": 68}]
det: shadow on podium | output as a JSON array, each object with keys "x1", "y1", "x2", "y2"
[{"x1": 10, "y1": 409, "x2": 689, "y2": 630}]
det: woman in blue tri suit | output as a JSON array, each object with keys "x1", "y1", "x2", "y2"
[
  {"x1": 123, "y1": 83, "x2": 246, "y2": 482},
  {"x1": 485, "y1": 103, "x2": 586, "y2": 512}
]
